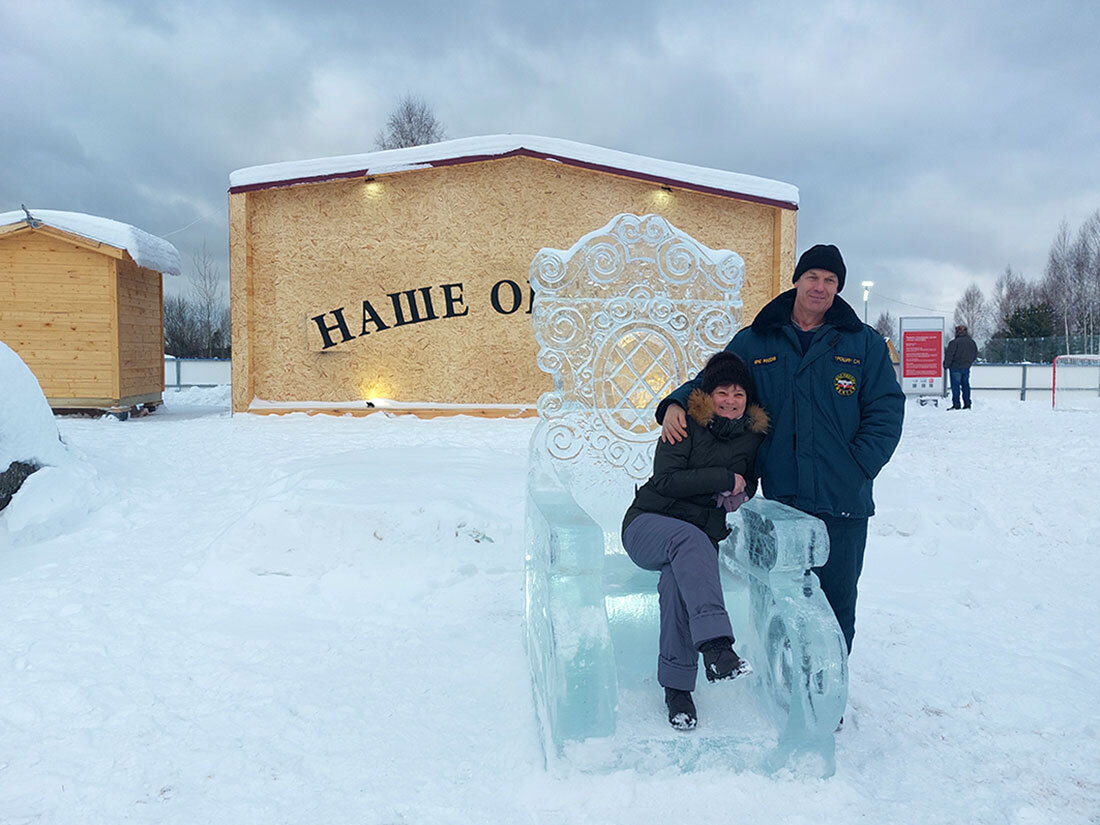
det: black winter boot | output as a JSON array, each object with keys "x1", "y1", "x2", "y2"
[
  {"x1": 665, "y1": 687, "x2": 697, "y2": 730},
  {"x1": 699, "y1": 637, "x2": 753, "y2": 682}
]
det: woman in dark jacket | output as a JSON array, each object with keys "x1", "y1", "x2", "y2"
[{"x1": 621, "y1": 351, "x2": 768, "y2": 730}]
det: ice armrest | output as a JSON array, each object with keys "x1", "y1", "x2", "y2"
[
  {"x1": 724, "y1": 497, "x2": 830, "y2": 575},
  {"x1": 527, "y1": 487, "x2": 607, "y2": 574}
]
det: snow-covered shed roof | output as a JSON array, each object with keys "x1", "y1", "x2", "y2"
[
  {"x1": 229, "y1": 134, "x2": 799, "y2": 209},
  {"x1": 0, "y1": 208, "x2": 181, "y2": 276}
]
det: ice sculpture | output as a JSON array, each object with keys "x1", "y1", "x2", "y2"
[
  {"x1": 720, "y1": 498, "x2": 848, "y2": 771},
  {"x1": 523, "y1": 214, "x2": 846, "y2": 775}
]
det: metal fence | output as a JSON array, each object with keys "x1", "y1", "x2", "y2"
[
  {"x1": 943, "y1": 362, "x2": 1100, "y2": 401},
  {"x1": 980, "y1": 335, "x2": 1100, "y2": 364},
  {"x1": 164, "y1": 357, "x2": 231, "y2": 388}
]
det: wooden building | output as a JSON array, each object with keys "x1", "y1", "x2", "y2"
[
  {"x1": 0, "y1": 209, "x2": 180, "y2": 414},
  {"x1": 228, "y1": 135, "x2": 799, "y2": 415}
]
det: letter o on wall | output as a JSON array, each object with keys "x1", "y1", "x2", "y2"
[{"x1": 490, "y1": 279, "x2": 523, "y2": 315}]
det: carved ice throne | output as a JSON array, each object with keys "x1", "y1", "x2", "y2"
[{"x1": 523, "y1": 214, "x2": 847, "y2": 774}]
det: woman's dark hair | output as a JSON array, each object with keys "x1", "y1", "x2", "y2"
[{"x1": 700, "y1": 351, "x2": 756, "y2": 404}]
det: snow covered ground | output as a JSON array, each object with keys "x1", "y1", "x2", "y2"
[{"x1": 1, "y1": 388, "x2": 1098, "y2": 824}]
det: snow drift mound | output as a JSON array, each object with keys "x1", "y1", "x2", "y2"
[{"x1": 0, "y1": 341, "x2": 100, "y2": 541}]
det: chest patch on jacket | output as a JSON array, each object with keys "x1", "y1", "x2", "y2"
[
  {"x1": 753, "y1": 355, "x2": 778, "y2": 366},
  {"x1": 834, "y1": 355, "x2": 862, "y2": 366},
  {"x1": 834, "y1": 372, "x2": 857, "y2": 396}
]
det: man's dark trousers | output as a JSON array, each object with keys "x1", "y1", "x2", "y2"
[
  {"x1": 812, "y1": 514, "x2": 868, "y2": 653},
  {"x1": 949, "y1": 367, "x2": 972, "y2": 408}
]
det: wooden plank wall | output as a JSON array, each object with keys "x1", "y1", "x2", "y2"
[
  {"x1": 115, "y1": 257, "x2": 165, "y2": 400},
  {"x1": 0, "y1": 231, "x2": 117, "y2": 401}
]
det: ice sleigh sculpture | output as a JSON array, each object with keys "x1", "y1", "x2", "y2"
[{"x1": 523, "y1": 214, "x2": 847, "y2": 775}]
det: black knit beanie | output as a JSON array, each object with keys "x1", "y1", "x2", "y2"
[
  {"x1": 793, "y1": 244, "x2": 846, "y2": 292},
  {"x1": 700, "y1": 351, "x2": 756, "y2": 403}
]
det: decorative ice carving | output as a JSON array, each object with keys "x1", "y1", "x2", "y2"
[
  {"x1": 523, "y1": 214, "x2": 846, "y2": 776},
  {"x1": 529, "y1": 214, "x2": 743, "y2": 536}
]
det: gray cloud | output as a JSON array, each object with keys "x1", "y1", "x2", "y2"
[{"x1": 3, "y1": 0, "x2": 1098, "y2": 322}]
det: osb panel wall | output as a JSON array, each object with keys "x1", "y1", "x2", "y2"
[
  {"x1": 231, "y1": 156, "x2": 795, "y2": 411},
  {"x1": 0, "y1": 231, "x2": 115, "y2": 400},
  {"x1": 776, "y1": 208, "x2": 798, "y2": 296},
  {"x1": 229, "y1": 194, "x2": 251, "y2": 411},
  {"x1": 116, "y1": 258, "x2": 164, "y2": 399}
]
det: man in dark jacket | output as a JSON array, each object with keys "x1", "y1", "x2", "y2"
[
  {"x1": 656, "y1": 244, "x2": 905, "y2": 653},
  {"x1": 944, "y1": 324, "x2": 978, "y2": 410}
]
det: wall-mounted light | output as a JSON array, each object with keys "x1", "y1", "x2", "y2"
[
  {"x1": 363, "y1": 176, "x2": 383, "y2": 198},
  {"x1": 652, "y1": 185, "x2": 673, "y2": 206}
]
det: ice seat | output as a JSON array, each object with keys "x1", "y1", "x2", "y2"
[{"x1": 523, "y1": 214, "x2": 847, "y2": 775}]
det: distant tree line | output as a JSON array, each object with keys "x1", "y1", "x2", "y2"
[
  {"x1": 951, "y1": 209, "x2": 1100, "y2": 361},
  {"x1": 164, "y1": 244, "x2": 230, "y2": 358}
]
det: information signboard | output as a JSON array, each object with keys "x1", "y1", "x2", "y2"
[{"x1": 899, "y1": 316, "x2": 945, "y2": 396}]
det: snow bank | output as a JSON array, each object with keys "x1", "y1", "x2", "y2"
[
  {"x1": 0, "y1": 341, "x2": 67, "y2": 469},
  {"x1": 0, "y1": 208, "x2": 181, "y2": 276},
  {"x1": 164, "y1": 385, "x2": 232, "y2": 409},
  {"x1": 0, "y1": 341, "x2": 102, "y2": 542}
]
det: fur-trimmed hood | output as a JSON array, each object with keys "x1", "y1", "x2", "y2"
[
  {"x1": 751, "y1": 288, "x2": 863, "y2": 334},
  {"x1": 687, "y1": 388, "x2": 769, "y2": 433}
]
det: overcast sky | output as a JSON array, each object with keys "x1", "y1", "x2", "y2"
[{"x1": 3, "y1": 0, "x2": 1098, "y2": 326}]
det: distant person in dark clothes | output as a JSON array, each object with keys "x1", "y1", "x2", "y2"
[
  {"x1": 621, "y1": 351, "x2": 769, "y2": 731},
  {"x1": 657, "y1": 244, "x2": 905, "y2": 658},
  {"x1": 944, "y1": 325, "x2": 978, "y2": 410}
]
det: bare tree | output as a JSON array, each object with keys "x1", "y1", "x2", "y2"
[
  {"x1": 953, "y1": 283, "x2": 989, "y2": 341},
  {"x1": 163, "y1": 293, "x2": 197, "y2": 357},
  {"x1": 1038, "y1": 210, "x2": 1100, "y2": 353},
  {"x1": 374, "y1": 94, "x2": 446, "y2": 150},
  {"x1": 873, "y1": 311, "x2": 895, "y2": 341},
  {"x1": 991, "y1": 266, "x2": 1033, "y2": 337},
  {"x1": 1069, "y1": 210, "x2": 1100, "y2": 352},
  {"x1": 190, "y1": 242, "x2": 227, "y2": 358},
  {"x1": 1041, "y1": 221, "x2": 1076, "y2": 351},
  {"x1": 163, "y1": 242, "x2": 231, "y2": 358}
]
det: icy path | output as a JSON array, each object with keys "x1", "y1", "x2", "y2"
[{"x1": 1, "y1": 390, "x2": 1098, "y2": 824}]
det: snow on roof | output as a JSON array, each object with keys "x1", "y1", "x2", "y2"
[
  {"x1": 228, "y1": 134, "x2": 799, "y2": 208},
  {"x1": 0, "y1": 208, "x2": 181, "y2": 276}
]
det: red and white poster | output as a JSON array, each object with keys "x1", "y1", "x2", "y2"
[{"x1": 899, "y1": 317, "x2": 945, "y2": 395}]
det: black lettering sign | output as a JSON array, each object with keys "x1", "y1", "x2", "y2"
[
  {"x1": 491, "y1": 279, "x2": 523, "y2": 315},
  {"x1": 312, "y1": 307, "x2": 355, "y2": 350},
  {"x1": 311, "y1": 281, "x2": 502, "y2": 351},
  {"x1": 441, "y1": 282, "x2": 469, "y2": 318},
  {"x1": 389, "y1": 286, "x2": 439, "y2": 327},
  {"x1": 361, "y1": 300, "x2": 390, "y2": 335}
]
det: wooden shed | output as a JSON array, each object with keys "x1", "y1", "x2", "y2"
[
  {"x1": 228, "y1": 135, "x2": 799, "y2": 415},
  {"x1": 0, "y1": 209, "x2": 181, "y2": 415}
]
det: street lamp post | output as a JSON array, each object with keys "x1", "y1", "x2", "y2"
[{"x1": 861, "y1": 280, "x2": 875, "y2": 324}]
